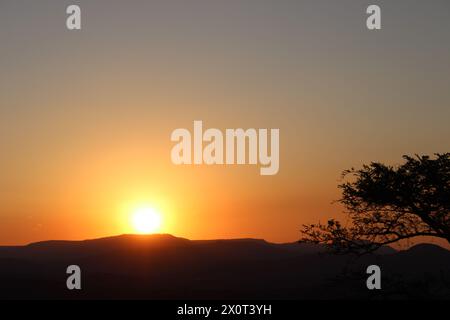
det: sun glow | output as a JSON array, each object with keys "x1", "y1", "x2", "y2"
[{"x1": 132, "y1": 207, "x2": 162, "y2": 234}]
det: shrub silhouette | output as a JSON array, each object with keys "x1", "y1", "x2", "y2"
[{"x1": 301, "y1": 153, "x2": 450, "y2": 255}]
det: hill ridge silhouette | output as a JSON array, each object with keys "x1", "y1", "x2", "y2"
[
  {"x1": 13, "y1": 234, "x2": 450, "y2": 254},
  {"x1": 11, "y1": 234, "x2": 299, "y2": 250}
]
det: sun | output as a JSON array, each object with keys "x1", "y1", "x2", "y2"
[{"x1": 132, "y1": 207, "x2": 162, "y2": 234}]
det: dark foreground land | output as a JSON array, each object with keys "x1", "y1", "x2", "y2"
[{"x1": 0, "y1": 234, "x2": 449, "y2": 299}]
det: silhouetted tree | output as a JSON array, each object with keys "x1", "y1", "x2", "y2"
[{"x1": 301, "y1": 153, "x2": 450, "y2": 255}]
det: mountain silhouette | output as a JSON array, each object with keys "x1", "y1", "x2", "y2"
[{"x1": 0, "y1": 234, "x2": 449, "y2": 299}]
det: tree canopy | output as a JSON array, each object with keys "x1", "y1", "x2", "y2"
[{"x1": 300, "y1": 153, "x2": 450, "y2": 255}]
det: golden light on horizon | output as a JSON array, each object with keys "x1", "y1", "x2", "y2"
[{"x1": 131, "y1": 207, "x2": 162, "y2": 234}]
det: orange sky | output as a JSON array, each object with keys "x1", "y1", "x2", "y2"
[{"x1": 1, "y1": 1, "x2": 450, "y2": 246}]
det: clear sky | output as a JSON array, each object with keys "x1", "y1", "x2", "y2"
[{"x1": 1, "y1": 0, "x2": 449, "y2": 245}]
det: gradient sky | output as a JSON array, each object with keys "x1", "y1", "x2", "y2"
[{"x1": 1, "y1": 0, "x2": 449, "y2": 245}]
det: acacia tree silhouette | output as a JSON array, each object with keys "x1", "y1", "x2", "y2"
[{"x1": 300, "y1": 153, "x2": 450, "y2": 255}]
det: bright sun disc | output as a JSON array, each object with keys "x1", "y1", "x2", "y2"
[{"x1": 132, "y1": 207, "x2": 162, "y2": 234}]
